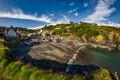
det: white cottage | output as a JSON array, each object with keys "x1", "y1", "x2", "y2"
[{"x1": 5, "y1": 26, "x2": 17, "y2": 37}]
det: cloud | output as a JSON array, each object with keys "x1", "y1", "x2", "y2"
[
  {"x1": 69, "y1": 2, "x2": 75, "y2": 6},
  {"x1": 0, "y1": 8, "x2": 71, "y2": 28},
  {"x1": 84, "y1": 0, "x2": 116, "y2": 22},
  {"x1": 68, "y1": 8, "x2": 78, "y2": 14},
  {"x1": 0, "y1": 8, "x2": 53, "y2": 23},
  {"x1": 50, "y1": 13, "x2": 54, "y2": 16},
  {"x1": 28, "y1": 25, "x2": 44, "y2": 29},
  {"x1": 68, "y1": 8, "x2": 79, "y2": 17},
  {"x1": 75, "y1": 13, "x2": 78, "y2": 16},
  {"x1": 29, "y1": 15, "x2": 70, "y2": 29},
  {"x1": 83, "y1": 0, "x2": 120, "y2": 27},
  {"x1": 97, "y1": 21, "x2": 120, "y2": 27},
  {"x1": 48, "y1": 15, "x2": 70, "y2": 25},
  {"x1": 84, "y1": 2, "x2": 88, "y2": 7}
]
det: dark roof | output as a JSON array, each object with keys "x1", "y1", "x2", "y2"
[{"x1": 10, "y1": 25, "x2": 15, "y2": 30}]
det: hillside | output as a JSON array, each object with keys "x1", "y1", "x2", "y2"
[{"x1": 43, "y1": 22, "x2": 120, "y2": 50}]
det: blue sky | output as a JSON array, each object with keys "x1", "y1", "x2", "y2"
[{"x1": 0, "y1": 0, "x2": 120, "y2": 29}]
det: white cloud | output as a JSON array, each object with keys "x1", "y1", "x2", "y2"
[
  {"x1": 68, "y1": 8, "x2": 78, "y2": 14},
  {"x1": 75, "y1": 13, "x2": 78, "y2": 16},
  {"x1": 69, "y1": 2, "x2": 75, "y2": 6},
  {"x1": 68, "y1": 8, "x2": 79, "y2": 17},
  {"x1": 28, "y1": 25, "x2": 44, "y2": 29},
  {"x1": 0, "y1": 8, "x2": 71, "y2": 28},
  {"x1": 83, "y1": 0, "x2": 120, "y2": 27},
  {"x1": 84, "y1": 0, "x2": 116, "y2": 22},
  {"x1": 97, "y1": 21, "x2": 120, "y2": 27},
  {"x1": 84, "y1": 2, "x2": 88, "y2": 7},
  {"x1": 50, "y1": 13, "x2": 54, "y2": 16},
  {"x1": 48, "y1": 15, "x2": 70, "y2": 25},
  {"x1": 68, "y1": 10, "x2": 73, "y2": 13},
  {"x1": 0, "y1": 8, "x2": 53, "y2": 23},
  {"x1": 30, "y1": 15, "x2": 70, "y2": 29}
]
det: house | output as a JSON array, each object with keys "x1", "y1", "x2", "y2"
[
  {"x1": 48, "y1": 30, "x2": 55, "y2": 35},
  {"x1": 65, "y1": 26, "x2": 71, "y2": 32},
  {"x1": 65, "y1": 26, "x2": 71, "y2": 29},
  {"x1": 40, "y1": 29, "x2": 51, "y2": 41},
  {"x1": 5, "y1": 25, "x2": 22, "y2": 38},
  {"x1": 38, "y1": 29, "x2": 43, "y2": 35},
  {"x1": 5, "y1": 26, "x2": 17, "y2": 37},
  {"x1": 41, "y1": 30, "x2": 49, "y2": 37},
  {"x1": 55, "y1": 27, "x2": 61, "y2": 30}
]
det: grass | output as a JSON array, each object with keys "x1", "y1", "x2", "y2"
[
  {"x1": 0, "y1": 38, "x2": 119, "y2": 80},
  {"x1": 92, "y1": 68, "x2": 111, "y2": 80}
]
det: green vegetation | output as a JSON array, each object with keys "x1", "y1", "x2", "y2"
[
  {"x1": 43, "y1": 22, "x2": 120, "y2": 49},
  {"x1": 0, "y1": 39, "x2": 119, "y2": 80},
  {"x1": 16, "y1": 27, "x2": 37, "y2": 34},
  {"x1": 0, "y1": 39, "x2": 68, "y2": 80},
  {"x1": 43, "y1": 22, "x2": 120, "y2": 37},
  {"x1": 92, "y1": 68, "x2": 113, "y2": 80}
]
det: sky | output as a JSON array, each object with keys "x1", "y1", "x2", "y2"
[{"x1": 0, "y1": 0, "x2": 120, "y2": 29}]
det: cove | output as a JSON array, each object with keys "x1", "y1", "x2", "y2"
[{"x1": 78, "y1": 46, "x2": 120, "y2": 76}]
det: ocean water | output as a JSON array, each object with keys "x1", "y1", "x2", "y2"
[{"x1": 80, "y1": 46, "x2": 120, "y2": 76}]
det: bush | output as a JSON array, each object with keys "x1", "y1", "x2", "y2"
[{"x1": 91, "y1": 68, "x2": 112, "y2": 80}]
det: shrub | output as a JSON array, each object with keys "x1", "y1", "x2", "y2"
[{"x1": 92, "y1": 68, "x2": 112, "y2": 80}]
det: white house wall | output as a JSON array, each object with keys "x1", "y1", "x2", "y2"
[{"x1": 7, "y1": 29, "x2": 17, "y2": 37}]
